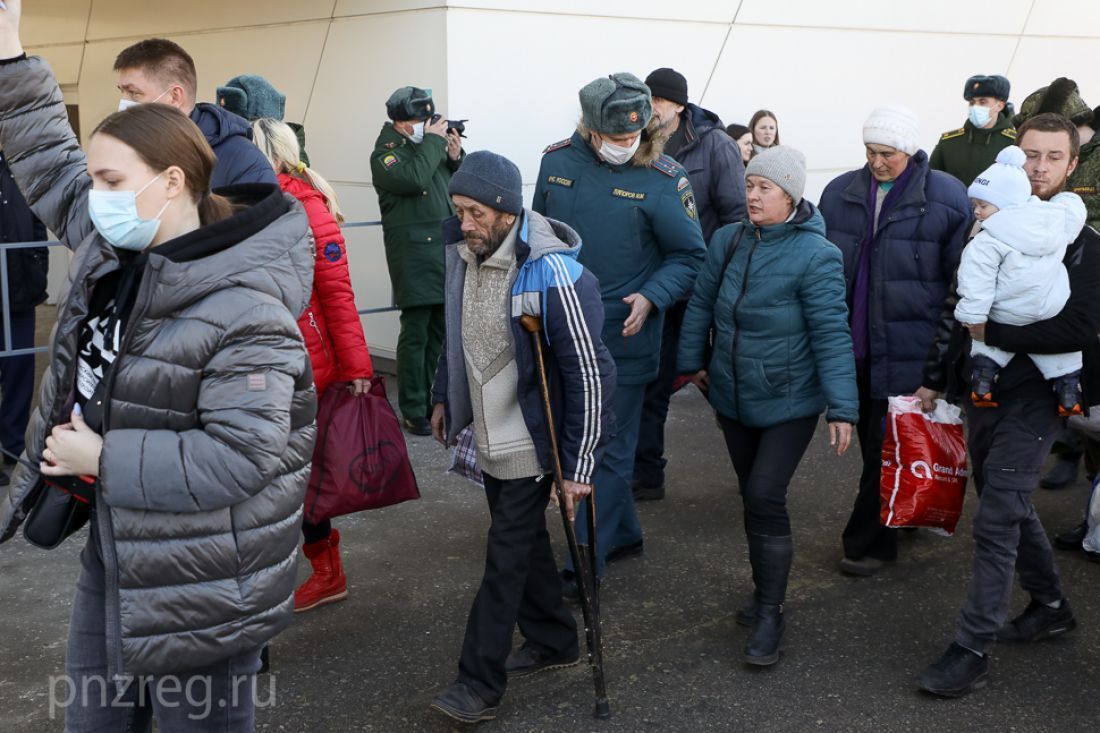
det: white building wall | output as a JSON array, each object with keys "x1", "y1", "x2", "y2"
[{"x1": 18, "y1": 1, "x2": 1100, "y2": 358}]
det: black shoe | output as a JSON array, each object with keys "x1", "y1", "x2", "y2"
[
  {"x1": 736, "y1": 600, "x2": 758, "y2": 628},
  {"x1": 969, "y1": 355, "x2": 1000, "y2": 407},
  {"x1": 1053, "y1": 521, "x2": 1087, "y2": 551},
  {"x1": 1040, "y1": 456, "x2": 1080, "y2": 490},
  {"x1": 505, "y1": 643, "x2": 580, "y2": 678},
  {"x1": 996, "y1": 598, "x2": 1077, "y2": 642},
  {"x1": 559, "y1": 570, "x2": 580, "y2": 602},
  {"x1": 632, "y1": 480, "x2": 665, "y2": 501},
  {"x1": 258, "y1": 645, "x2": 270, "y2": 674},
  {"x1": 1053, "y1": 370, "x2": 1084, "y2": 417},
  {"x1": 402, "y1": 416, "x2": 432, "y2": 436},
  {"x1": 744, "y1": 604, "x2": 784, "y2": 666},
  {"x1": 606, "y1": 539, "x2": 644, "y2": 563},
  {"x1": 918, "y1": 643, "x2": 989, "y2": 698},
  {"x1": 838, "y1": 556, "x2": 884, "y2": 577},
  {"x1": 430, "y1": 682, "x2": 499, "y2": 724}
]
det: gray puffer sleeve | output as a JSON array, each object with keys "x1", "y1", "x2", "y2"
[
  {"x1": 0, "y1": 56, "x2": 93, "y2": 248},
  {"x1": 99, "y1": 302, "x2": 307, "y2": 513}
]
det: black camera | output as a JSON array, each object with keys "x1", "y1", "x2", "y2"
[{"x1": 430, "y1": 114, "x2": 467, "y2": 138}]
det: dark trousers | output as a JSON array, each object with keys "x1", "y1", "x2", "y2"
[
  {"x1": 457, "y1": 473, "x2": 578, "y2": 704},
  {"x1": 396, "y1": 304, "x2": 444, "y2": 421},
  {"x1": 301, "y1": 518, "x2": 331, "y2": 545},
  {"x1": 570, "y1": 382, "x2": 645, "y2": 576},
  {"x1": 0, "y1": 309, "x2": 36, "y2": 459},
  {"x1": 956, "y1": 398, "x2": 1063, "y2": 653},
  {"x1": 842, "y1": 373, "x2": 897, "y2": 561},
  {"x1": 717, "y1": 413, "x2": 818, "y2": 536},
  {"x1": 634, "y1": 300, "x2": 687, "y2": 487}
]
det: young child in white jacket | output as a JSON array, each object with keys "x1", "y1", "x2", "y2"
[{"x1": 955, "y1": 145, "x2": 1086, "y2": 415}]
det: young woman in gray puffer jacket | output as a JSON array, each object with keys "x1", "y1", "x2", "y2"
[{"x1": 0, "y1": 3, "x2": 316, "y2": 729}]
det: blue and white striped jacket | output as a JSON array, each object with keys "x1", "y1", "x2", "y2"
[{"x1": 432, "y1": 209, "x2": 616, "y2": 484}]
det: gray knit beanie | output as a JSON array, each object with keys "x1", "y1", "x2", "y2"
[
  {"x1": 448, "y1": 150, "x2": 523, "y2": 214},
  {"x1": 579, "y1": 73, "x2": 652, "y2": 134},
  {"x1": 745, "y1": 145, "x2": 807, "y2": 204}
]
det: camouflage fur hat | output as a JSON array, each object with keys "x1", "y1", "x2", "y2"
[{"x1": 1014, "y1": 77, "x2": 1093, "y2": 127}]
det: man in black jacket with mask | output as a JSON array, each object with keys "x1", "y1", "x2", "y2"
[
  {"x1": 0, "y1": 151, "x2": 47, "y2": 484},
  {"x1": 916, "y1": 112, "x2": 1100, "y2": 697},
  {"x1": 633, "y1": 67, "x2": 746, "y2": 501}
]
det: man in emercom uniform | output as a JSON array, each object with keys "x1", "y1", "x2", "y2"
[
  {"x1": 533, "y1": 73, "x2": 705, "y2": 591},
  {"x1": 429, "y1": 151, "x2": 615, "y2": 724},
  {"x1": 371, "y1": 85, "x2": 463, "y2": 435}
]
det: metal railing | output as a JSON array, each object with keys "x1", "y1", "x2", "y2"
[{"x1": 0, "y1": 219, "x2": 398, "y2": 357}]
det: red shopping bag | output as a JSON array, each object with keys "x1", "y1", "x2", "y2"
[
  {"x1": 880, "y1": 395, "x2": 968, "y2": 535},
  {"x1": 304, "y1": 377, "x2": 419, "y2": 523}
]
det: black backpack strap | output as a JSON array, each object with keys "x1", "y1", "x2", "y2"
[{"x1": 718, "y1": 226, "x2": 747, "y2": 282}]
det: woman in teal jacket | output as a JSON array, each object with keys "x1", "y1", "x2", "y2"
[{"x1": 678, "y1": 146, "x2": 858, "y2": 667}]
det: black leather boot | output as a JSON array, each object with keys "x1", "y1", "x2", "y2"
[{"x1": 744, "y1": 534, "x2": 792, "y2": 666}]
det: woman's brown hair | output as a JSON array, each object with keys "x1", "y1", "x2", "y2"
[
  {"x1": 749, "y1": 109, "x2": 780, "y2": 147},
  {"x1": 92, "y1": 104, "x2": 235, "y2": 225}
]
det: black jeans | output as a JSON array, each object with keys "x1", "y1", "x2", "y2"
[
  {"x1": 633, "y1": 300, "x2": 687, "y2": 487},
  {"x1": 717, "y1": 413, "x2": 819, "y2": 536},
  {"x1": 956, "y1": 398, "x2": 1063, "y2": 653},
  {"x1": 301, "y1": 519, "x2": 332, "y2": 545},
  {"x1": 0, "y1": 308, "x2": 36, "y2": 458},
  {"x1": 842, "y1": 373, "x2": 897, "y2": 561},
  {"x1": 457, "y1": 473, "x2": 578, "y2": 704}
]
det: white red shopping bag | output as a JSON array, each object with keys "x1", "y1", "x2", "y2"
[{"x1": 880, "y1": 395, "x2": 969, "y2": 535}]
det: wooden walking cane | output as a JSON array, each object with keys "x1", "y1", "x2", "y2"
[{"x1": 520, "y1": 314, "x2": 611, "y2": 720}]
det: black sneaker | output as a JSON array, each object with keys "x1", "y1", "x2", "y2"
[
  {"x1": 632, "y1": 480, "x2": 665, "y2": 501},
  {"x1": 917, "y1": 643, "x2": 989, "y2": 697},
  {"x1": 505, "y1": 643, "x2": 581, "y2": 678},
  {"x1": 430, "y1": 682, "x2": 498, "y2": 724},
  {"x1": 402, "y1": 416, "x2": 432, "y2": 436},
  {"x1": 969, "y1": 355, "x2": 1000, "y2": 407},
  {"x1": 996, "y1": 598, "x2": 1077, "y2": 642},
  {"x1": 1053, "y1": 521, "x2": 1087, "y2": 551},
  {"x1": 559, "y1": 569, "x2": 580, "y2": 602},
  {"x1": 1053, "y1": 370, "x2": 1084, "y2": 417},
  {"x1": 1041, "y1": 456, "x2": 1081, "y2": 490},
  {"x1": 606, "y1": 539, "x2": 644, "y2": 563}
]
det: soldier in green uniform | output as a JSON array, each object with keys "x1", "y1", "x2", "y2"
[
  {"x1": 371, "y1": 86, "x2": 464, "y2": 434},
  {"x1": 1014, "y1": 77, "x2": 1100, "y2": 230},
  {"x1": 929, "y1": 74, "x2": 1016, "y2": 186}
]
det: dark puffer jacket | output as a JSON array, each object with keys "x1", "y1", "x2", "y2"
[
  {"x1": 0, "y1": 56, "x2": 317, "y2": 679},
  {"x1": 678, "y1": 202, "x2": 858, "y2": 427},
  {"x1": 818, "y1": 150, "x2": 971, "y2": 398},
  {"x1": 190, "y1": 102, "x2": 278, "y2": 189},
  {"x1": 673, "y1": 104, "x2": 747, "y2": 242}
]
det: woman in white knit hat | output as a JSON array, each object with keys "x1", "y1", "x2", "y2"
[{"x1": 818, "y1": 104, "x2": 972, "y2": 578}]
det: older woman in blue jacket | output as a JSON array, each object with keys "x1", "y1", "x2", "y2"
[{"x1": 679, "y1": 146, "x2": 858, "y2": 667}]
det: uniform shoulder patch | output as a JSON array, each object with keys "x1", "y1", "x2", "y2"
[
  {"x1": 651, "y1": 154, "x2": 682, "y2": 178},
  {"x1": 1001, "y1": 128, "x2": 1017, "y2": 139},
  {"x1": 382, "y1": 152, "x2": 399, "y2": 169},
  {"x1": 542, "y1": 138, "x2": 572, "y2": 154},
  {"x1": 940, "y1": 128, "x2": 966, "y2": 141}
]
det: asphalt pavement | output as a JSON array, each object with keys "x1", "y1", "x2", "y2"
[{"x1": 0, "y1": 352, "x2": 1096, "y2": 732}]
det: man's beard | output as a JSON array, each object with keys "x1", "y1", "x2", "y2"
[
  {"x1": 467, "y1": 218, "x2": 514, "y2": 257},
  {"x1": 1032, "y1": 173, "x2": 1069, "y2": 201}
]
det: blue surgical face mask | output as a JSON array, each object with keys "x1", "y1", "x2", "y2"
[
  {"x1": 88, "y1": 173, "x2": 172, "y2": 251},
  {"x1": 968, "y1": 104, "x2": 992, "y2": 128}
]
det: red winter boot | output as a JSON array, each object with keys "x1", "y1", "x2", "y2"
[{"x1": 294, "y1": 528, "x2": 348, "y2": 612}]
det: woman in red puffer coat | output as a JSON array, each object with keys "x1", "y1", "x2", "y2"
[{"x1": 253, "y1": 117, "x2": 373, "y2": 613}]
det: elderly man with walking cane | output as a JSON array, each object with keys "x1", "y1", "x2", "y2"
[{"x1": 429, "y1": 151, "x2": 616, "y2": 724}]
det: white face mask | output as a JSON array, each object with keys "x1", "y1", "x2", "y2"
[
  {"x1": 407, "y1": 122, "x2": 425, "y2": 144},
  {"x1": 599, "y1": 135, "x2": 640, "y2": 165},
  {"x1": 117, "y1": 87, "x2": 171, "y2": 113},
  {"x1": 968, "y1": 104, "x2": 992, "y2": 128}
]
